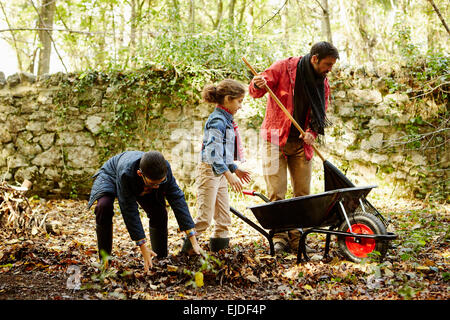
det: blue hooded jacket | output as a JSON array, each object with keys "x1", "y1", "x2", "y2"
[{"x1": 88, "y1": 151, "x2": 195, "y2": 241}]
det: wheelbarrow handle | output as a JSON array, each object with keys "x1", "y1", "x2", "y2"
[{"x1": 242, "y1": 190, "x2": 270, "y2": 203}]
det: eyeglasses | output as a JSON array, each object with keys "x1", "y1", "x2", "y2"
[{"x1": 139, "y1": 169, "x2": 167, "y2": 187}]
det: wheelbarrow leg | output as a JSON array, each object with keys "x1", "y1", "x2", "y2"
[
  {"x1": 296, "y1": 230, "x2": 311, "y2": 264},
  {"x1": 229, "y1": 206, "x2": 275, "y2": 256},
  {"x1": 268, "y1": 230, "x2": 275, "y2": 256},
  {"x1": 323, "y1": 226, "x2": 336, "y2": 259},
  {"x1": 323, "y1": 233, "x2": 331, "y2": 259}
]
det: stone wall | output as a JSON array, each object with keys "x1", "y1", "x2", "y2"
[{"x1": 0, "y1": 68, "x2": 446, "y2": 201}]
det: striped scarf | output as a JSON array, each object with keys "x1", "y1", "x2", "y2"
[{"x1": 217, "y1": 105, "x2": 245, "y2": 162}]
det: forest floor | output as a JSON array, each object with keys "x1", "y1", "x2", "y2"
[{"x1": 0, "y1": 195, "x2": 448, "y2": 302}]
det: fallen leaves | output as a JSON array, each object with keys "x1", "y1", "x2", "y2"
[
  {"x1": 0, "y1": 197, "x2": 448, "y2": 300},
  {"x1": 167, "y1": 265, "x2": 179, "y2": 273},
  {"x1": 0, "y1": 181, "x2": 45, "y2": 237}
]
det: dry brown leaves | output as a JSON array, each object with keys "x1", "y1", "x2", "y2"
[
  {"x1": 0, "y1": 181, "x2": 46, "y2": 237},
  {"x1": 0, "y1": 195, "x2": 448, "y2": 300}
]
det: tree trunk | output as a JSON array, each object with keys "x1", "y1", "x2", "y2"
[
  {"x1": 172, "y1": 0, "x2": 180, "y2": 21},
  {"x1": 228, "y1": 0, "x2": 236, "y2": 25},
  {"x1": 111, "y1": 2, "x2": 117, "y2": 64},
  {"x1": 119, "y1": 5, "x2": 125, "y2": 47},
  {"x1": 129, "y1": 0, "x2": 137, "y2": 63},
  {"x1": 29, "y1": 47, "x2": 38, "y2": 73},
  {"x1": 355, "y1": 0, "x2": 377, "y2": 69},
  {"x1": 238, "y1": 0, "x2": 246, "y2": 25},
  {"x1": 94, "y1": 11, "x2": 107, "y2": 68},
  {"x1": 321, "y1": 0, "x2": 333, "y2": 43},
  {"x1": 213, "y1": 0, "x2": 223, "y2": 30},
  {"x1": 189, "y1": 0, "x2": 195, "y2": 32},
  {"x1": 37, "y1": 0, "x2": 56, "y2": 76},
  {"x1": 338, "y1": 0, "x2": 352, "y2": 62},
  {"x1": 282, "y1": 2, "x2": 289, "y2": 51},
  {"x1": 247, "y1": 1, "x2": 254, "y2": 38}
]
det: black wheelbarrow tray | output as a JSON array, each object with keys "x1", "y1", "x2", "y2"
[{"x1": 230, "y1": 186, "x2": 397, "y2": 263}]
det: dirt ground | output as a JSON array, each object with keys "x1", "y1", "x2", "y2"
[{"x1": 0, "y1": 196, "x2": 448, "y2": 302}]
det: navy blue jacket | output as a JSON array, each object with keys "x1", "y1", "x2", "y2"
[
  {"x1": 201, "y1": 107, "x2": 238, "y2": 175},
  {"x1": 88, "y1": 151, "x2": 195, "y2": 241}
]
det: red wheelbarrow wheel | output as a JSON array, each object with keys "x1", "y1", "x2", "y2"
[{"x1": 337, "y1": 212, "x2": 388, "y2": 263}]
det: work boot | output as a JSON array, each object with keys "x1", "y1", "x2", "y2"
[
  {"x1": 288, "y1": 229, "x2": 302, "y2": 252},
  {"x1": 273, "y1": 231, "x2": 289, "y2": 254},
  {"x1": 274, "y1": 241, "x2": 288, "y2": 254},
  {"x1": 295, "y1": 244, "x2": 318, "y2": 254},
  {"x1": 209, "y1": 237, "x2": 229, "y2": 252},
  {"x1": 291, "y1": 228, "x2": 317, "y2": 253},
  {"x1": 96, "y1": 223, "x2": 113, "y2": 265},
  {"x1": 149, "y1": 227, "x2": 168, "y2": 258}
]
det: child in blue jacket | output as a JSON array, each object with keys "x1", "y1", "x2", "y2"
[{"x1": 184, "y1": 79, "x2": 251, "y2": 252}]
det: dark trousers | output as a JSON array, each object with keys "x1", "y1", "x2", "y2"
[
  {"x1": 95, "y1": 194, "x2": 169, "y2": 258},
  {"x1": 95, "y1": 194, "x2": 168, "y2": 231}
]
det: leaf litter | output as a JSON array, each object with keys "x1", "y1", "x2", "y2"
[{"x1": 0, "y1": 196, "x2": 448, "y2": 300}]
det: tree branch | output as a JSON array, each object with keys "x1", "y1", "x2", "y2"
[
  {"x1": 426, "y1": 0, "x2": 450, "y2": 36},
  {"x1": 0, "y1": 27, "x2": 96, "y2": 36},
  {"x1": 312, "y1": 0, "x2": 325, "y2": 12},
  {"x1": 410, "y1": 81, "x2": 450, "y2": 98},
  {"x1": 0, "y1": 2, "x2": 23, "y2": 70},
  {"x1": 257, "y1": 0, "x2": 288, "y2": 30}
]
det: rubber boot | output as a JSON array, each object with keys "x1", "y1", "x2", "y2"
[
  {"x1": 150, "y1": 227, "x2": 168, "y2": 258},
  {"x1": 209, "y1": 237, "x2": 229, "y2": 252},
  {"x1": 96, "y1": 223, "x2": 113, "y2": 263},
  {"x1": 181, "y1": 237, "x2": 193, "y2": 254}
]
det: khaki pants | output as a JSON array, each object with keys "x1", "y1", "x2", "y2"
[
  {"x1": 263, "y1": 137, "x2": 312, "y2": 250},
  {"x1": 194, "y1": 162, "x2": 231, "y2": 238}
]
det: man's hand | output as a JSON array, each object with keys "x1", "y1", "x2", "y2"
[
  {"x1": 252, "y1": 74, "x2": 267, "y2": 89},
  {"x1": 235, "y1": 168, "x2": 251, "y2": 184},
  {"x1": 139, "y1": 243, "x2": 157, "y2": 273},
  {"x1": 224, "y1": 170, "x2": 243, "y2": 192},
  {"x1": 301, "y1": 132, "x2": 315, "y2": 145}
]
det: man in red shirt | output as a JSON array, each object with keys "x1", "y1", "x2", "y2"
[{"x1": 249, "y1": 41, "x2": 339, "y2": 254}]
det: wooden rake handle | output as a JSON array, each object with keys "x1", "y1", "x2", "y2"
[{"x1": 242, "y1": 56, "x2": 325, "y2": 161}]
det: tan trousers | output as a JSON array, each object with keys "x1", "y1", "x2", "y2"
[
  {"x1": 194, "y1": 162, "x2": 231, "y2": 238},
  {"x1": 262, "y1": 137, "x2": 312, "y2": 250}
]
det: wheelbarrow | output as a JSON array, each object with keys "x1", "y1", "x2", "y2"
[{"x1": 230, "y1": 186, "x2": 397, "y2": 263}]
